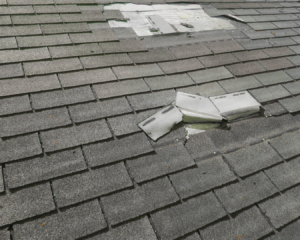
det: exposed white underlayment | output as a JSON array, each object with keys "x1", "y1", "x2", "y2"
[{"x1": 104, "y1": 3, "x2": 236, "y2": 36}]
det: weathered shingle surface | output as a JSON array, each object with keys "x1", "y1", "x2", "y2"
[{"x1": 1, "y1": 0, "x2": 300, "y2": 238}]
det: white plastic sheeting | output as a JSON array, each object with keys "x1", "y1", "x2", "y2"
[{"x1": 104, "y1": 3, "x2": 235, "y2": 36}]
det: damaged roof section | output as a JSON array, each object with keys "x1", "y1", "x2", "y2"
[{"x1": 138, "y1": 90, "x2": 262, "y2": 140}]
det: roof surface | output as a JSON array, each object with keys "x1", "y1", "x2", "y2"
[{"x1": 0, "y1": 0, "x2": 300, "y2": 239}]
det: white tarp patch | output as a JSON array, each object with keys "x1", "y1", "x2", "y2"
[{"x1": 104, "y1": 3, "x2": 236, "y2": 36}]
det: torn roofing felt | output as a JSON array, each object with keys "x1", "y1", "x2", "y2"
[{"x1": 138, "y1": 91, "x2": 262, "y2": 140}]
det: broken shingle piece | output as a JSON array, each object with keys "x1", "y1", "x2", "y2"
[
  {"x1": 210, "y1": 91, "x2": 261, "y2": 122},
  {"x1": 176, "y1": 92, "x2": 223, "y2": 123},
  {"x1": 138, "y1": 104, "x2": 183, "y2": 141}
]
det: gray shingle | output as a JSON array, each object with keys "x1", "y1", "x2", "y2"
[
  {"x1": 0, "y1": 47, "x2": 50, "y2": 64},
  {"x1": 273, "y1": 21, "x2": 298, "y2": 28},
  {"x1": 24, "y1": 58, "x2": 83, "y2": 76},
  {"x1": 34, "y1": 5, "x2": 80, "y2": 13},
  {"x1": 287, "y1": 55, "x2": 300, "y2": 66},
  {"x1": 0, "y1": 75, "x2": 61, "y2": 97},
  {"x1": 252, "y1": 15, "x2": 278, "y2": 22},
  {"x1": 0, "y1": 16, "x2": 11, "y2": 25},
  {"x1": 200, "y1": 206, "x2": 272, "y2": 240},
  {"x1": 168, "y1": 43, "x2": 212, "y2": 59},
  {"x1": 170, "y1": 155, "x2": 236, "y2": 199},
  {"x1": 93, "y1": 79, "x2": 149, "y2": 99},
  {"x1": 0, "y1": 25, "x2": 42, "y2": 37},
  {"x1": 0, "y1": 183, "x2": 55, "y2": 227},
  {"x1": 0, "y1": 37, "x2": 17, "y2": 50},
  {"x1": 69, "y1": 97, "x2": 132, "y2": 123},
  {"x1": 41, "y1": 23, "x2": 91, "y2": 34},
  {"x1": 205, "y1": 39, "x2": 244, "y2": 54},
  {"x1": 60, "y1": 12, "x2": 106, "y2": 23},
  {"x1": 88, "y1": 217, "x2": 157, "y2": 240},
  {"x1": 158, "y1": 58, "x2": 204, "y2": 74},
  {"x1": 49, "y1": 43, "x2": 102, "y2": 58},
  {"x1": 17, "y1": 34, "x2": 71, "y2": 48},
  {"x1": 0, "y1": 133, "x2": 42, "y2": 163},
  {"x1": 185, "y1": 132, "x2": 218, "y2": 160},
  {"x1": 224, "y1": 142, "x2": 282, "y2": 177},
  {"x1": 53, "y1": 162, "x2": 132, "y2": 207},
  {"x1": 250, "y1": 85, "x2": 291, "y2": 103},
  {"x1": 108, "y1": 114, "x2": 140, "y2": 136},
  {"x1": 100, "y1": 39, "x2": 147, "y2": 53},
  {"x1": 279, "y1": 96, "x2": 300, "y2": 113},
  {"x1": 8, "y1": 0, "x2": 53, "y2": 4},
  {"x1": 226, "y1": 62, "x2": 266, "y2": 76},
  {"x1": 233, "y1": 49, "x2": 269, "y2": 61},
  {"x1": 263, "y1": 46, "x2": 296, "y2": 57},
  {"x1": 102, "y1": 177, "x2": 179, "y2": 225},
  {"x1": 219, "y1": 76, "x2": 262, "y2": 93},
  {"x1": 215, "y1": 172, "x2": 278, "y2": 213},
  {"x1": 263, "y1": 102, "x2": 288, "y2": 116},
  {"x1": 285, "y1": 67, "x2": 300, "y2": 79},
  {"x1": 151, "y1": 192, "x2": 226, "y2": 240},
  {"x1": 254, "y1": 70, "x2": 293, "y2": 85},
  {"x1": 0, "y1": 107, "x2": 72, "y2": 137},
  {"x1": 145, "y1": 73, "x2": 194, "y2": 91},
  {"x1": 265, "y1": 156, "x2": 300, "y2": 191},
  {"x1": 283, "y1": 80, "x2": 300, "y2": 94},
  {"x1": 14, "y1": 200, "x2": 107, "y2": 240},
  {"x1": 0, "y1": 95, "x2": 31, "y2": 116},
  {"x1": 40, "y1": 120, "x2": 112, "y2": 152},
  {"x1": 31, "y1": 86, "x2": 95, "y2": 110},
  {"x1": 6, "y1": 148, "x2": 87, "y2": 189},
  {"x1": 127, "y1": 90, "x2": 175, "y2": 111},
  {"x1": 232, "y1": 9, "x2": 260, "y2": 15},
  {"x1": 59, "y1": 68, "x2": 117, "y2": 87},
  {"x1": 69, "y1": 29, "x2": 118, "y2": 43},
  {"x1": 260, "y1": 58, "x2": 294, "y2": 70},
  {"x1": 237, "y1": 39, "x2": 272, "y2": 50},
  {"x1": 0, "y1": 166, "x2": 3, "y2": 193},
  {"x1": 243, "y1": 30, "x2": 274, "y2": 40},
  {"x1": 0, "y1": 229, "x2": 9, "y2": 240},
  {"x1": 103, "y1": 10, "x2": 124, "y2": 20},
  {"x1": 178, "y1": 82, "x2": 226, "y2": 97},
  {"x1": 249, "y1": 22, "x2": 278, "y2": 30},
  {"x1": 258, "y1": 185, "x2": 300, "y2": 228},
  {"x1": 84, "y1": 133, "x2": 153, "y2": 167},
  {"x1": 198, "y1": 53, "x2": 239, "y2": 68},
  {"x1": 112, "y1": 64, "x2": 164, "y2": 80},
  {"x1": 0, "y1": 63, "x2": 23, "y2": 79},
  {"x1": 129, "y1": 48, "x2": 176, "y2": 64},
  {"x1": 80, "y1": 54, "x2": 133, "y2": 68},
  {"x1": 0, "y1": 6, "x2": 34, "y2": 14},
  {"x1": 188, "y1": 66, "x2": 233, "y2": 84},
  {"x1": 272, "y1": 29, "x2": 298, "y2": 37},
  {"x1": 268, "y1": 37, "x2": 297, "y2": 47},
  {"x1": 268, "y1": 220, "x2": 300, "y2": 240},
  {"x1": 12, "y1": 14, "x2": 62, "y2": 25},
  {"x1": 128, "y1": 143, "x2": 195, "y2": 183}
]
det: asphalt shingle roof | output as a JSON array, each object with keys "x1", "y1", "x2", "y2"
[{"x1": 1, "y1": 0, "x2": 300, "y2": 239}]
